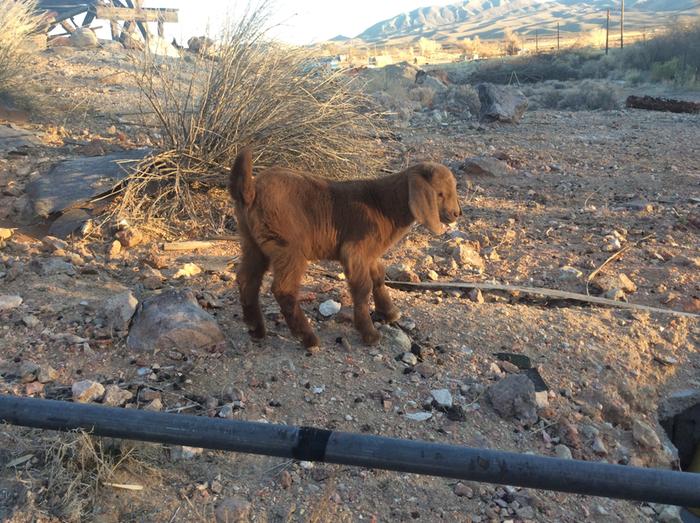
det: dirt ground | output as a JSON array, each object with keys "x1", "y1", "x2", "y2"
[{"x1": 0, "y1": 45, "x2": 699, "y2": 522}]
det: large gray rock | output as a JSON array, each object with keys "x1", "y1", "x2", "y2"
[
  {"x1": 0, "y1": 124, "x2": 41, "y2": 154},
  {"x1": 477, "y1": 83, "x2": 528, "y2": 124},
  {"x1": 102, "y1": 291, "x2": 138, "y2": 331},
  {"x1": 49, "y1": 209, "x2": 92, "y2": 239},
  {"x1": 127, "y1": 289, "x2": 226, "y2": 353},
  {"x1": 26, "y1": 149, "x2": 151, "y2": 218},
  {"x1": 486, "y1": 374, "x2": 537, "y2": 425}
]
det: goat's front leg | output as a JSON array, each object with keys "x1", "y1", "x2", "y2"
[
  {"x1": 370, "y1": 260, "x2": 400, "y2": 323},
  {"x1": 342, "y1": 254, "x2": 380, "y2": 345}
]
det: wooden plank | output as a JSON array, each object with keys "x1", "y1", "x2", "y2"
[
  {"x1": 95, "y1": 6, "x2": 178, "y2": 23},
  {"x1": 386, "y1": 280, "x2": 700, "y2": 319}
]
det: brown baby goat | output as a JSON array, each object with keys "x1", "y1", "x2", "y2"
[{"x1": 229, "y1": 149, "x2": 462, "y2": 349}]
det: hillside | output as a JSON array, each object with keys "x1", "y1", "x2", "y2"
[{"x1": 356, "y1": 0, "x2": 700, "y2": 43}]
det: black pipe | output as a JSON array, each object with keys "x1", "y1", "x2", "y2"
[{"x1": 1, "y1": 394, "x2": 698, "y2": 507}]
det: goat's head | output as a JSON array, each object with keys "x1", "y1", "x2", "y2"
[{"x1": 408, "y1": 162, "x2": 462, "y2": 235}]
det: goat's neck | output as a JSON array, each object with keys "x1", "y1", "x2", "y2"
[{"x1": 371, "y1": 172, "x2": 415, "y2": 230}]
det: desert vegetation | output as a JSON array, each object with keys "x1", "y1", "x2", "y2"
[{"x1": 0, "y1": 0, "x2": 43, "y2": 96}]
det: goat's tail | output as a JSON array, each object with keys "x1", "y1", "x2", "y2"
[{"x1": 229, "y1": 147, "x2": 255, "y2": 207}]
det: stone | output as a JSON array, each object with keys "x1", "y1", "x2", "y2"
[
  {"x1": 405, "y1": 412, "x2": 432, "y2": 422},
  {"x1": 477, "y1": 83, "x2": 528, "y2": 123},
  {"x1": 486, "y1": 374, "x2": 537, "y2": 425},
  {"x1": 37, "y1": 365, "x2": 58, "y2": 384},
  {"x1": 591, "y1": 436, "x2": 608, "y2": 455},
  {"x1": 451, "y1": 244, "x2": 484, "y2": 270},
  {"x1": 592, "y1": 273, "x2": 637, "y2": 294},
  {"x1": 559, "y1": 266, "x2": 583, "y2": 281},
  {"x1": 26, "y1": 149, "x2": 152, "y2": 218},
  {"x1": 29, "y1": 257, "x2": 76, "y2": 276},
  {"x1": 0, "y1": 295, "x2": 22, "y2": 311},
  {"x1": 215, "y1": 497, "x2": 251, "y2": 523},
  {"x1": 102, "y1": 291, "x2": 138, "y2": 330},
  {"x1": 69, "y1": 27, "x2": 98, "y2": 48},
  {"x1": 657, "y1": 506, "x2": 682, "y2": 523},
  {"x1": 554, "y1": 444, "x2": 573, "y2": 460},
  {"x1": 48, "y1": 209, "x2": 91, "y2": 239},
  {"x1": 188, "y1": 35, "x2": 214, "y2": 53},
  {"x1": 116, "y1": 228, "x2": 143, "y2": 248},
  {"x1": 108, "y1": 240, "x2": 122, "y2": 258},
  {"x1": 426, "y1": 269, "x2": 439, "y2": 281},
  {"x1": 632, "y1": 419, "x2": 661, "y2": 449},
  {"x1": 21, "y1": 315, "x2": 39, "y2": 328},
  {"x1": 102, "y1": 384, "x2": 133, "y2": 407},
  {"x1": 319, "y1": 299, "x2": 341, "y2": 317},
  {"x1": 535, "y1": 391, "x2": 549, "y2": 409},
  {"x1": 468, "y1": 288, "x2": 484, "y2": 303},
  {"x1": 170, "y1": 445, "x2": 204, "y2": 461},
  {"x1": 604, "y1": 288, "x2": 626, "y2": 301},
  {"x1": 72, "y1": 380, "x2": 105, "y2": 403},
  {"x1": 414, "y1": 362, "x2": 436, "y2": 378},
  {"x1": 431, "y1": 389, "x2": 453, "y2": 409},
  {"x1": 127, "y1": 289, "x2": 226, "y2": 353},
  {"x1": 0, "y1": 228, "x2": 12, "y2": 240},
  {"x1": 453, "y1": 482, "x2": 473, "y2": 498},
  {"x1": 461, "y1": 156, "x2": 512, "y2": 177},
  {"x1": 218, "y1": 404, "x2": 235, "y2": 419},
  {"x1": 144, "y1": 398, "x2": 162, "y2": 411},
  {"x1": 0, "y1": 124, "x2": 41, "y2": 155},
  {"x1": 174, "y1": 263, "x2": 202, "y2": 279},
  {"x1": 19, "y1": 361, "x2": 39, "y2": 383},
  {"x1": 381, "y1": 325, "x2": 412, "y2": 352},
  {"x1": 385, "y1": 263, "x2": 420, "y2": 283}
]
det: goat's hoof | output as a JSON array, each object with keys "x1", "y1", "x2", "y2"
[
  {"x1": 301, "y1": 332, "x2": 320, "y2": 349},
  {"x1": 248, "y1": 325, "x2": 266, "y2": 340},
  {"x1": 361, "y1": 329, "x2": 381, "y2": 346}
]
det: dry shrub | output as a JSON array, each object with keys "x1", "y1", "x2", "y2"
[
  {"x1": 118, "y1": 1, "x2": 392, "y2": 232},
  {"x1": 528, "y1": 80, "x2": 620, "y2": 111},
  {"x1": 0, "y1": 0, "x2": 43, "y2": 94},
  {"x1": 408, "y1": 86, "x2": 436, "y2": 107}
]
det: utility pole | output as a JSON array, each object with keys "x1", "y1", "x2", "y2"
[
  {"x1": 605, "y1": 8, "x2": 610, "y2": 54},
  {"x1": 557, "y1": 22, "x2": 560, "y2": 51},
  {"x1": 620, "y1": 0, "x2": 624, "y2": 48},
  {"x1": 535, "y1": 29, "x2": 539, "y2": 53}
]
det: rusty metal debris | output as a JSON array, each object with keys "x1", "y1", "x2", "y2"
[{"x1": 626, "y1": 95, "x2": 700, "y2": 114}]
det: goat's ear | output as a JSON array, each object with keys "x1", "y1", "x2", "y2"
[{"x1": 408, "y1": 171, "x2": 444, "y2": 235}]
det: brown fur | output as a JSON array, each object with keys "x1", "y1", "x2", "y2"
[{"x1": 229, "y1": 148, "x2": 462, "y2": 348}]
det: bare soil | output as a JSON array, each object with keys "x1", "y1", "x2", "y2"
[{"x1": 0, "y1": 45, "x2": 698, "y2": 522}]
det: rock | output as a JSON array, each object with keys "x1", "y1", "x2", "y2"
[
  {"x1": 486, "y1": 374, "x2": 537, "y2": 425},
  {"x1": 29, "y1": 258, "x2": 76, "y2": 276},
  {"x1": 170, "y1": 445, "x2": 204, "y2": 461},
  {"x1": 218, "y1": 404, "x2": 235, "y2": 419},
  {"x1": 604, "y1": 288, "x2": 627, "y2": 301},
  {"x1": 381, "y1": 325, "x2": 412, "y2": 352},
  {"x1": 102, "y1": 291, "x2": 138, "y2": 330},
  {"x1": 559, "y1": 266, "x2": 583, "y2": 281},
  {"x1": 535, "y1": 390, "x2": 549, "y2": 409},
  {"x1": 592, "y1": 273, "x2": 637, "y2": 294},
  {"x1": 188, "y1": 36, "x2": 214, "y2": 53},
  {"x1": 144, "y1": 398, "x2": 162, "y2": 411},
  {"x1": 632, "y1": 420, "x2": 661, "y2": 448},
  {"x1": 460, "y1": 156, "x2": 512, "y2": 177},
  {"x1": 116, "y1": 228, "x2": 143, "y2": 248},
  {"x1": 319, "y1": 299, "x2": 341, "y2": 317},
  {"x1": 554, "y1": 444, "x2": 573, "y2": 460},
  {"x1": 108, "y1": 240, "x2": 122, "y2": 258},
  {"x1": 127, "y1": 289, "x2": 226, "y2": 353},
  {"x1": 0, "y1": 295, "x2": 22, "y2": 311},
  {"x1": 591, "y1": 436, "x2": 608, "y2": 455},
  {"x1": 451, "y1": 244, "x2": 484, "y2": 270},
  {"x1": 0, "y1": 228, "x2": 12, "y2": 240},
  {"x1": 37, "y1": 365, "x2": 58, "y2": 384},
  {"x1": 215, "y1": 497, "x2": 251, "y2": 523},
  {"x1": 19, "y1": 361, "x2": 39, "y2": 383},
  {"x1": 414, "y1": 362, "x2": 436, "y2": 378},
  {"x1": 69, "y1": 27, "x2": 98, "y2": 48},
  {"x1": 0, "y1": 124, "x2": 41, "y2": 155},
  {"x1": 603, "y1": 237, "x2": 622, "y2": 252},
  {"x1": 386, "y1": 263, "x2": 420, "y2": 283},
  {"x1": 102, "y1": 384, "x2": 133, "y2": 406},
  {"x1": 468, "y1": 288, "x2": 485, "y2": 303},
  {"x1": 453, "y1": 482, "x2": 473, "y2": 498},
  {"x1": 477, "y1": 83, "x2": 528, "y2": 123},
  {"x1": 431, "y1": 389, "x2": 453, "y2": 409},
  {"x1": 147, "y1": 35, "x2": 180, "y2": 58},
  {"x1": 48, "y1": 209, "x2": 91, "y2": 239},
  {"x1": 26, "y1": 149, "x2": 152, "y2": 218},
  {"x1": 405, "y1": 412, "x2": 432, "y2": 422},
  {"x1": 72, "y1": 380, "x2": 105, "y2": 403},
  {"x1": 657, "y1": 506, "x2": 682, "y2": 523},
  {"x1": 426, "y1": 269, "x2": 439, "y2": 281},
  {"x1": 174, "y1": 263, "x2": 202, "y2": 279}
]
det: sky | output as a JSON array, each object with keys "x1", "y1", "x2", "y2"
[{"x1": 139, "y1": 0, "x2": 458, "y2": 45}]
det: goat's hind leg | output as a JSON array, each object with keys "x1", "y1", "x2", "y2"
[
  {"x1": 370, "y1": 260, "x2": 400, "y2": 323},
  {"x1": 342, "y1": 253, "x2": 380, "y2": 345},
  {"x1": 271, "y1": 253, "x2": 320, "y2": 349},
  {"x1": 237, "y1": 241, "x2": 269, "y2": 340}
]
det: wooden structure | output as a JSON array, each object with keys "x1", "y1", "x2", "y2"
[{"x1": 37, "y1": 0, "x2": 178, "y2": 43}]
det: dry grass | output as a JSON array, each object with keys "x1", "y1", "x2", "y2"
[
  {"x1": 0, "y1": 0, "x2": 42, "y2": 94},
  {"x1": 2, "y1": 427, "x2": 160, "y2": 522},
  {"x1": 116, "y1": 1, "x2": 393, "y2": 233}
]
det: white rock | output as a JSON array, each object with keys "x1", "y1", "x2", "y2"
[
  {"x1": 401, "y1": 352, "x2": 418, "y2": 366},
  {"x1": 174, "y1": 263, "x2": 202, "y2": 279},
  {"x1": 554, "y1": 444, "x2": 573, "y2": 460},
  {"x1": 319, "y1": 299, "x2": 341, "y2": 317},
  {"x1": 431, "y1": 389, "x2": 453, "y2": 409},
  {"x1": 72, "y1": 380, "x2": 105, "y2": 403},
  {"x1": 102, "y1": 384, "x2": 133, "y2": 406},
  {"x1": 632, "y1": 419, "x2": 661, "y2": 448},
  {"x1": 170, "y1": 445, "x2": 203, "y2": 460},
  {"x1": 405, "y1": 412, "x2": 433, "y2": 421},
  {"x1": 0, "y1": 295, "x2": 22, "y2": 311},
  {"x1": 535, "y1": 391, "x2": 549, "y2": 408}
]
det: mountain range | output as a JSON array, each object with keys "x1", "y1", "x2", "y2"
[{"x1": 351, "y1": 0, "x2": 700, "y2": 43}]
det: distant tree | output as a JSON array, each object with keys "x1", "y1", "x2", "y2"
[
  {"x1": 503, "y1": 28, "x2": 523, "y2": 56},
  {"x1": 418, "y1": 37, "x2": 440, "y2": 57}
]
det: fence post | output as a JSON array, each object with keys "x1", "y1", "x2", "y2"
[{"x1": 620, "y1": 0, "x2": 625, "y2": 48}]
